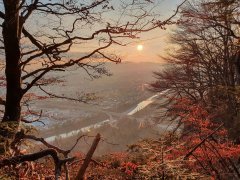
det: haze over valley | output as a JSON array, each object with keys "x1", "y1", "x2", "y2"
[{"x1": 27, "y1": 62, "x2": 172, "y2": 154}]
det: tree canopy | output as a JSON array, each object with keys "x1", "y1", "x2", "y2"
[{"x1": 152, "y1": 0, "x2": 240, "y2": 138}]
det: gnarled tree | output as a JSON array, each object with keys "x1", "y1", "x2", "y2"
[
  {"x1": 0, "y1": 1, "x2": 187, "y2": 178},
  {"x1": 0, "y1": 0, "x2": 182, "y2": 132}
]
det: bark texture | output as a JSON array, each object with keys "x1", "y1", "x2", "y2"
[{"x1": 2, "y1": 0, "x2": 22, "y2": 123}]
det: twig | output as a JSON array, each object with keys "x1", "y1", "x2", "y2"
[
  {"x1": 21, "y1": 110, "x2": 45, "y2": 125},
  {"x1": 13, "y1": 130, "x2": 86, "y2": 158},
  {"x1": 184, "y1": 123, "x2": 224, "y2": 160},
  {"x1": 227, "y1": 157, "x2": 240, "y2": 179}
]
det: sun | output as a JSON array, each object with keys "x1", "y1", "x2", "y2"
[{"x1": 137, "y1": 44, "x2": 143, "y2": 51}]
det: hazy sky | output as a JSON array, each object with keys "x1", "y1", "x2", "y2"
[
  {"x1": 20, "y1": 0, "x2": 184, "y2": 66},
  {"x1": 64, "y1": 0, "x2": 184, "y2": 64},
  {"x1": 114, "y1": 0, "x2": 183, "y2": 63}
]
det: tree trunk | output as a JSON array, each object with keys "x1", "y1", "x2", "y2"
[
  {"x1": 2, "y1": 0, "x2": 22, "y2": 123},
  {"x1": 234, "y1": 51, "x2": 240, "y2": 85}
]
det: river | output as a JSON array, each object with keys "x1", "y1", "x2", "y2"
[{"x1": 45, "y1": 89, "x2": 170, "y2": 142}]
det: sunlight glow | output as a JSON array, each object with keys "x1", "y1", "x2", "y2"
[{"x1": 137, "y1": 44, "x2": 143, "y2": 51}]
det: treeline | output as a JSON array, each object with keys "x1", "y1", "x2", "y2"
[
  {"x1": 148, "y1": 0, "x2": 240, "y2": 178},
  {"x1": 152, "y1": 0, "x2": 240, "y2": 139}
]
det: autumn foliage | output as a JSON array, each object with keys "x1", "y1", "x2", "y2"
[
  {"x1": 0, "y1": 79, "x2": 240, "y2": 179},
  {"x1": 165, "y1": 98, "x2": 240, "y2": 178},
  {"x1": 2, "y1": 99, "x2": 239, "y2": 179},
  {"x1": 115, "y1": 98, "x2": 240, "y2": 179}
]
